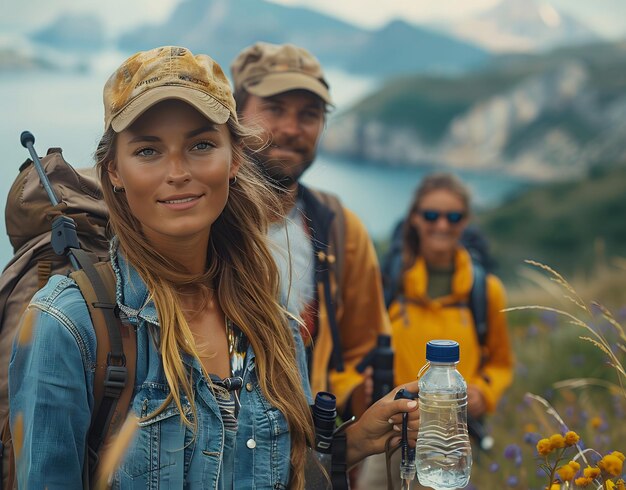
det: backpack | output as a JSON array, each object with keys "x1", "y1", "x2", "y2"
[
  {"x1": 380, "y1": 220, "x2": 492, "y2": 348},
  {"x1": 0, "y1": 147, "x2": 136, "y2": 489}
]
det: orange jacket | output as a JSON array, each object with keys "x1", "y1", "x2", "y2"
[
  {"x1": 301, "y1": 187, "x2": 391, "y2": 412},
  {"x1": 389, "y1": 248, "x2": 513, "y2": 412}
]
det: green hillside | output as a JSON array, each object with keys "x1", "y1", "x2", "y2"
[
  {"x1": 477, "y1": 165, "x2": 626, "y2": 282},
  {"x1": 343, "y1": 40, "x2": 626, "y2": 146},
  {"x1": 346, "y1": 70, "x2": 525, "y2": 144}
]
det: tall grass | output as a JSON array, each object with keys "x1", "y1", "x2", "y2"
[{"x1": 467, "y1": 261, "x2": 625, "y2": 489}]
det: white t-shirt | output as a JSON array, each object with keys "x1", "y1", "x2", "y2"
[{"x1": 268, "y1": 201, "x2": 315, "y2": 333}]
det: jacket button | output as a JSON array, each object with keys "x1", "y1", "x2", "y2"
[
  {"x1": 246, "y1": 438, "x2": 256, "y2": 449},
  {"x1": 245, "y1": 382, "x2": 253, "y2": 392}
]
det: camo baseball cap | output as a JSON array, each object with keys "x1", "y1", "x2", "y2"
[
  {"x1": 103, "y1": 46, "x2": 237, "y2": 132},
  {"x1": 230, "y1": 42, "x2": 332, "y2": 105}
]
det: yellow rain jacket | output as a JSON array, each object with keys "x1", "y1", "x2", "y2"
[{"x1": 389, "y1": 248, "x2": 513, "y2": 412}]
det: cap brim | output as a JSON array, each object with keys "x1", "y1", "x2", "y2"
[
  {"x1": 244, "y1": 72, "x2": 333, "y2": 105},
  {"x1": 110, "y1": 85, "x2": 231, "y2": 132}
]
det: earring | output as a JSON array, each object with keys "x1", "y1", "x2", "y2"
[
  {"x1": 113, "y1": 185, "x2": 125, "y2": 193},
  {"x1": 229, "y1": 175, "x2": 237, "y2": 186}
]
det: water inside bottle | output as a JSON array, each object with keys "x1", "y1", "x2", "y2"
[{"x1": 416, "y1": 392, "x2": 472, "y2": 489}]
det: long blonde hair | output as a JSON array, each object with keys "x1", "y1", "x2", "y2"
[{"x1": 95, "y1": 117, "x2": 313, "y2": 488}]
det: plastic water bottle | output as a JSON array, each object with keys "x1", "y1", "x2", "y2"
[
  {"x1": 416, "y1": 340, "x2": 472, "y2": 489},
  {"x1": 305, "y1": 392, "x2": 336, "y2": 489}
]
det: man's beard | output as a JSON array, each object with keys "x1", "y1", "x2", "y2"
[{"x1": 251, "y1": 153, "x2": 313, "y2": 193}]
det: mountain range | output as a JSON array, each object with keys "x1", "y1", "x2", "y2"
[
  {"x1": 16, "y1": 0, "x2": 623, "y2": 181},
  {"x1": 441, "y1": 0, "x2": 599, "y2": 53},
  {"x1": 20, "y1": 0, "x2": 605, "y2": 78},
  {"x1": 115, "y1": 0, "x2": 490, "y2": 77},
  {"x1": 320, "y1": 40, "x2": 626, "y2": 180}
]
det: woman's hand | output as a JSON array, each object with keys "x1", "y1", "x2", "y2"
[{"x1": 344, "y1": 380, "x2": 420, "y2": 467}]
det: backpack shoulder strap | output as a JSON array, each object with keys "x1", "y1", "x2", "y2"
[
  {"x1": 468, "y1": 260, "x2": 488, "y2": 350},
  {"x1": 381, "y1": 220, "x2": 405, "y2": 309},
  {"x1": 68, "y1": 251, "x2": 136, "y2": 484},
  {"x1": 327, "y1": 194, "x2": 346, "y2": 291},
  {"x1": 308, "y1": 189, "x2": 346, "y2": 293},
  {"x1": 305, "y1": 188, "x2": 346, "y2": 372},
  {"x1": 1, "y1": 414, "x2": 16, "y2": 490}
]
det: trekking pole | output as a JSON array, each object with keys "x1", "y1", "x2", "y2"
[
  {"x1": 395, "y1": 388, "x2": 418, "y2": 490},
  {"x1": 20, "y1": 131, "x2": 80, "y2": 270},
  {"x1": 468, "y1": 414, "x2": 494, "y2": 451},
  {"x1": 356, "y1": 334, "x2": 394, "y2": 403},
  {"x1": 20, "y1": 131, "x2": 60, "y2": 206}
]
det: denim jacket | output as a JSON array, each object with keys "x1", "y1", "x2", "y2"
[{"x1": 9, "y1": 243, "x2": 312, "y2": 489}]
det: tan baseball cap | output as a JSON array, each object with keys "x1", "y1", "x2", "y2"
[
  {"x1": 231, "y1": 42, "x2": 332, "y2": 105},
  {"x1": 103, "y1": 46, "x2": 237, "y2": 132}
]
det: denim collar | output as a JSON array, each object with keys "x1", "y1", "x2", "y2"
[
  {"x1": 109, "y1": 238, "x2": 257, "y2": 371},
  {"x1": 110, "y1": 238, "x2": 159, "y2": 326}
]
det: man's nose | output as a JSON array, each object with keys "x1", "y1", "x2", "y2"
[{"x1": 278, "y1": 112, "x2": 301, "y2": 137}]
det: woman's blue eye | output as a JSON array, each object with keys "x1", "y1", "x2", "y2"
[
  {"x1": 194, "y1": 141, "x2": 214, "y2": 150},
  {"x1": 136, "y1": 148, "x2": 156, "y2": 157}
]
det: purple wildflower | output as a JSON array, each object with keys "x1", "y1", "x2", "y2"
[
  {"x1": 504, "y1": 444, "x2": 521, "y2": 460},
  {"x1": 506, "y1": 475, "x2": 519, "y2": 487},
  {"x1": 540, "y1": 310, "x2": 558, "y2": 328}
]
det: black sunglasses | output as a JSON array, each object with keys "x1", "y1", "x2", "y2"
[{"x1": 420, "y1": 209, "x2": 466, "y2": 224}]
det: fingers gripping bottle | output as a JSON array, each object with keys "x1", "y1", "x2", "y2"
[{"x1": 416, "y1": 340, "x2": 472, "y2": 489}]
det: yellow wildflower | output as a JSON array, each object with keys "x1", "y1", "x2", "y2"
[
  {"x1": 524, "y1": 423, "x2": 538, "y2": 433},
  {"x1": 590, "y1": 416, "x2": 604, "y2": 429},
  {"x1": 599, "y1": 454, "x2": 623, "y2": 477},
  {"x1": 607, "y1": 481, "x2": 616, "y2": 490},
  {"x1": 564, "y1": 431, "x2": 580, "y2": 446},
  {"x1": 575, "y1": 477, "x2": 593, "y2": 487},
  {"x1": 616, "y1": 479, "x2": 626, "y2": 490},
  {"x1": 557, "y1": 464, "x2": 576, "y2": 481},
  {"x1": 549, "y1": 484, "x2": 560, "y2": 490},
  {"x1": 583, "y1": 466, "x2": 601, "y2": 479},
  {"x1": 568, "y1": 461, "x2": 581, "y2": 472},
  {"x1": 612, "y1": 451, "x2": 626, "y2": 462},
  {"x1": 549, "y1": 433, "x2": 566, "y2": 449},
  {"x1": 537, "y1": 438, "x2": 553, "y2": 456}
]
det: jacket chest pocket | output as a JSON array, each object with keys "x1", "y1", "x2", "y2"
[
  {"x1": 266, "y1": 406, "x2": 291, "y2": 486},
  {"x1": 241, "y1": 397, "x2": 291, "y2": 487},
  {"x1": 119, "y1": 396, "x2": 191, "y2": 482},
  {"x1": 237, "y1": 365, "x2": 293, "y2": 488}
]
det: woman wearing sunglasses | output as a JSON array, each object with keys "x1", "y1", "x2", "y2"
[
  {"x1": 389, "y1": 171, "x2": 512, "y2": 413},
  {"x1": 359, "y1": 172, "x2": 513, "y2": 489}
]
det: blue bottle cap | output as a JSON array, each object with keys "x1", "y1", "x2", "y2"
[{"x1": 426, "y1": 340, "x2": 460, "y2": 362}]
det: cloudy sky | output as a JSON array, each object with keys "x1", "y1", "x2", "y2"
[{"x1": 3, "y1": 0, "x2": 626, "y2": 38}]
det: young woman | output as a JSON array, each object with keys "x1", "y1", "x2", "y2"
[
  {"x1": 389, "y1": 173, "x2": 512, "y2": 415},
  {"x1": 8, "y1": 46, "x2": 418, "y2": 489},
  {"x1": 360, "y1": 173, "x2": 513, "y2": 489}
]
